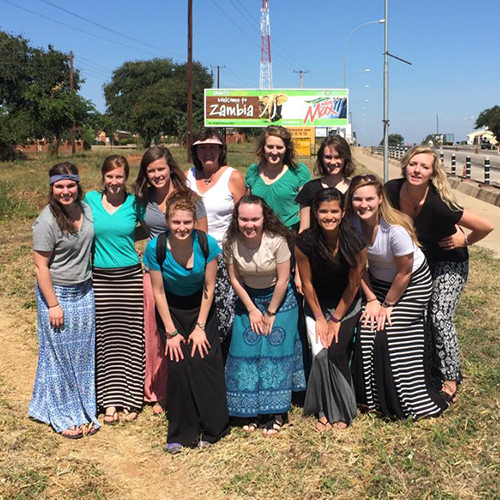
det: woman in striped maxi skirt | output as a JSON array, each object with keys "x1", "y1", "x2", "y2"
[
  {"x1": 347, "y1": 175, "x2": 447, "y2": 420},
  {"x1": 84, "y1": 156, "x2": 145, "y2": 423}
]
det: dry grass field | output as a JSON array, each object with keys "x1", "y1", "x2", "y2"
[{"x1": 0, "y1": 145, "x2": 498, "y2": 499}]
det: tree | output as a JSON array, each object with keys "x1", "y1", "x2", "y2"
[
  {"x1": 475, "y1": 106, "x2": 500, "y2": 143},
  {"x1": 104, "y1": 59, "x2": 213, "y2": 145},
  {"x1": 379, "y1": 133, "x2": 404, "y2": 147},
  {"x1": 0, "y1": 31, "x2": 93, "y2": 157},
  {"x1": 422, "y1": 134, "x2": 441, "y2": 146}
]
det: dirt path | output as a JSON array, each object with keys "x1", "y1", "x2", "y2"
[{"x1": 0, "y1": 301, "x2": 214, "y2": 500}]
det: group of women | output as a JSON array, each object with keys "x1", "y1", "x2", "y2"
[{"x1": 30, "y1": 126, "x2": 493, "y2": 448}]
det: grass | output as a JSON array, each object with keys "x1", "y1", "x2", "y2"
[{"x1": 0, "y1": 146, "x2": 498, "y2": 499}]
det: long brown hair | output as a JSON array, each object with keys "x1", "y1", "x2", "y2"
[
  {"x1": 48, "y1": 162, "x2": 84, "y2": 234},
  {"x1": 316, "y1": 135, "x2": 354, "y2": 177},
  {"x1": 223, "y1": 195, "x2": 293, "y2": 261},
  {"x1": 134, "y1": 146, "x2": 189, "y2": 203},
  {"x1": 256, "y1": 125, "x2": 297, "y2": 169},
  {"x1": 400, "y1": 145, "x2": 462, "y2": 211},
  {"x1": 101, "y1": 155, "x2": 129, "y2": 193},
  {"x1": 346, "y1": 174, "x2": 420, "y2": 247}
]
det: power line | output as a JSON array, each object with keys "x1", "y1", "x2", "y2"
[
  {"x1": 36, "y1": 0, "x2": 184, "y2": 60},
  {"x1": 0, "y1": 0, "x2": 165, "y2": 59},
  {"x1": 73, "y1": 54, "x2": 113, "y2": 74}
]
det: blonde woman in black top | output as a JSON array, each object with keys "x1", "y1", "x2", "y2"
[{"x1": 385, "y1": 146, "x2": 493, "y2": 403}]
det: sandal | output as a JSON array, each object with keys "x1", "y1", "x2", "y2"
[
  {"x1": 104, "y1": 408, "x2": 119, "y2": 426},
  {"x1": 123, "y1": 409, "x2": 138, "y2": 422},
  {"x1": 61, "y1": 426, "x2": 84, "y2": 440},
  {"x1": 82, "y1": 422, "x2": 99, "y2": 437},
  {"x1": 262, "y1": 415, "x2": 284, "y2": 436},
  {"x1": 332, "y1": 421, "x2": 348, "y2": 430},
  {"x1": 441, "y1": 381, "x2": 458, "y2": 405},
  {"x1": 316, "y1": 418, "x2": 332, "y2": 433},
  {"x1": 242, "y1": 421, "x2": 258, "y2": 433},
  {"x1": 152, "y1": 402, "x2": 165, "y2": 415}
]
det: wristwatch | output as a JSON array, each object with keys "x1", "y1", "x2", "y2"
[
  {"x1": 196, "y1": 321, "x2": 206, "y2": 330},
  {"x1": 382, "y1": 300, "x2": 395, "y2": 308},
  {"x1": 265, "y1": 309, "x2": 277, "y2": 317}
]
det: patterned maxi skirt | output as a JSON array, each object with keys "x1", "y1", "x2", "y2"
[
  {"x1": 93, "y1": 264, "x2": 145, "y2": 412},
  {"x1": 225, "y1": 283, "x2": 307, "y2": 417},
  {"x1": 352, "y1": 263, "x2": 448, "y2": 420},
  {"x1": 29, "y1": 280, "x2": 100, "y2": 433}
]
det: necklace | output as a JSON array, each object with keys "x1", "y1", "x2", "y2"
[
  {"x1": 201, "y1": 169, "x2": 218, "y2": 184},
  {"x1": 403, "y1": 182, "x2": 428, "y2": 216}
]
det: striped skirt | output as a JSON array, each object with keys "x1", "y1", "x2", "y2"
[
  {"x1": 29, "y1": 280, "x2": 100, "y2": 434},
  {"x1": 352, "y1": 263, "x2": 448, "y2": 420},
  {"x1": 93, "y1": 264, "x2": 145, "y2": 412}
]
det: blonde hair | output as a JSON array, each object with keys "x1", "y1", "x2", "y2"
[
  {"x1": 346, "y1": 174, "x2": 420, "y2": 247},
  {"x1": 400, "y1": 145, "x2": 462, "y2": 211}
]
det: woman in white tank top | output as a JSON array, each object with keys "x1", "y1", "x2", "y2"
[{"x1": 187, "y1": 128, "x2": 246, "y2": 357}]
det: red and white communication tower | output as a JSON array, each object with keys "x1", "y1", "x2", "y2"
[{"x1": 259, "y1": 0, "x2": 273, "y2": 89}]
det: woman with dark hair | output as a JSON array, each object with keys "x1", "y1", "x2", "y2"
[
  {"x1": 223, "y1": 195, "x2": 306, "y2": 435},
  {"x1": 187, "y1": 128, "x2": 246, "y2": 354},
  {"x1": 245, "y1": 126, "x2": 311, "y2": 231},
  {"x1": 29, "y1": 163, "x2": 99, "y2": 439},
  {"x1": 143, "y1": 190, "x2": 229, "y2": 454},
  {"x1": 347, "y1": 174, "x2": 448, "y2": 420},
  {"x1": 385, "y1": 146, "x2": 493, "y2": 403},
  {"x1": 135, "y1": 146, "x2": 208, "y2": 414},
  {"x1": 295, "y1": 189, "x2": 366, "y2": 430},
  {"x1": 297, "y1": 135, "x2": 354, "y2": 232},
  {"x1": 84, "y1": 155, "x2": 145, "y2": 424}
]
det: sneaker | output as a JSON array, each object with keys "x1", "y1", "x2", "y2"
[{"x1": 166, "y1": 442, "x2": 183, "y2": 454}]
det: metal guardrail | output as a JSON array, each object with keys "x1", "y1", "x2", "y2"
[{"x1": 370, "y1": 146, "x2": 494, "y2": 185}]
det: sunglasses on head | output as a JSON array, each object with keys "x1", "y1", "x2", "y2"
[{"x1": 351, "y1": 174, "x2": 378, "y2": 186}]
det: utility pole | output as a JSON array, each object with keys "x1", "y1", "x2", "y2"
[
  {"x1": 383, "y1": 0, "x2": 389, "y2": 182},
  {"x1": 187, "y1": 0, "x2": 193, "y2": 162},
  {"x1": 69, "y1": 51, "x2": 76, "y2": 155},
  {"x1": 216, "y1": 65, "x2": 226, "y2": 89},
  {"x1": 293, "y1": 69, "x2": 309, "y2": 88}
]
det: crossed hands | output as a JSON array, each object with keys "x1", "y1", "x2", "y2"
[
  {"x1": 315, "y1": 316, "x2": 341, "y2": 349},
  {"x1": 165, "y1": 325, "x2": 211, "y2": 362},
  {"x1": 249, "y1": 308, "x2": 275, "y2": 336}
]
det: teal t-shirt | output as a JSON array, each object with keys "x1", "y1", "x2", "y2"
[
  {"x1": 143, "y1": 231, "x2": 220, "y2": 296},
  {"x1": 245, "y1": 162, "x2": 311, "y2": 228},
  {"x1": 84, "y1": 191, "x2": 145, "y2": 269}
]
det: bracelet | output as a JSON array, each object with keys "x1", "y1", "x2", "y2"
[
  {"x1": 313, "y1": 311, "x2": 324, "y2": 319},
  {"x1": 464, "y1": 234, "x2": 471, "y2": 246},
  {"x1": 330, "y1": 316, "x2": 340, "y2": 323},
  {"x1": 196, "y1": 321, "x2": 206, "y2": 330},
  {"x1": 366, "y1": 298, "x2": 378, "y2": 303},
  {"x1": 166, "y1": 329, "x2": 179, "y2": 339},
  {"x1": 49, "y1": 303, "x2": 60, "y2": 308},
  {"x1": 265, "y1": 309, "x2": 277, "y2": 317}
]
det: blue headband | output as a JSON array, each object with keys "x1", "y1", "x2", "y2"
[{"x1": 49, "y1": 174, "x2": 80, "y2": 185}]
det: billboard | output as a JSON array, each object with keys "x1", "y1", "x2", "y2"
[{"x1": 204, "y1": 89, "x2": 348, "y2": 128}]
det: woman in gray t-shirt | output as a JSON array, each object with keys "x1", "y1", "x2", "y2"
[
  {"x1": 29, "y1": 162, "x2": 100, "y2": 439},
  {"x1": 134, "y1": 146, "x2": 207, "y2": 415}
]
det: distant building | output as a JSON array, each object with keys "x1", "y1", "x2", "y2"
[{"x1": 467, "y1": 128, "x2": 498, "y2": 146}]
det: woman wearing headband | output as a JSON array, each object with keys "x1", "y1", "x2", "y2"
[
  {"x1": 29, "y1": 163, "x2": 100, "y2": 439},
  {"x1": 385, "y1": 146, "x2": 493, "y2": 403},
  {"x1": 187, "y1": 128, "x2": 246, "y2": 356},
  {"x1": 84, "y1": 155, "x2": 145, "y2": 424},
  {"x1": 347, "y1": 174, "x2": 448, "y2": 420}
]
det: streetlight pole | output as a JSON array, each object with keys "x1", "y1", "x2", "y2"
[
  {"x1": 343, "y1": 19, "x2": 384, "y2": 89},
  {"x1": 383, "y1": 0, "x2": 389, "y2": 181},
  {"x1": 187, "y1": 0, "x2": 193, "y2": 162}
]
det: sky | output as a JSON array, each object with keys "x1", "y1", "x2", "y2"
[{"x1": 1, "y1": 0, "x2": 498, "y2": 146}]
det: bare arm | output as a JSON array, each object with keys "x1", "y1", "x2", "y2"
[
  {"x1": 34, "y1": 250, "x2": 64, "y2": 328},
  {"x1": 229, "y1": 169, "x2": 246, "y2": 204},
  {"x1": 298, "y1": 205, "x2": 311, "y2": 233},
  {"x1": 262, "y1": 260, "x2": 290, "y2": 334},
  {"x1": 439, "y1": 209, "x2": 494, "y2": 249}
]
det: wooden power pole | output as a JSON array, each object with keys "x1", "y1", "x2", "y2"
[
  {"x1": 69, "y1": 51, "x2": 76, "y2": 155},
  {"x1": 187, "y1": 0, "x2": 193, "y2": 162}
]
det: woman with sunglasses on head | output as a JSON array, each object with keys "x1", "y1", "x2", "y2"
[
  {"x1": 187, "y1": 128, "x2": 246, "y2": 356},
  {"x1": 245, "y1": 125, "x2": 311, "y2": 231},
  {"x1": 143, "y1": 190, "x2": 229, "y2": 454},
  {"x1": 223, "y1": 195, "x2": 306, "y2": 436},
  {"x1": 84, "y1": 155, "x2": 145, "y2": 424},
  {"x1": 296, "y1": 135, "x2": 354, "y2": 232},
  {"x1": 385, "y1": 146, "x2": 493, "y2": 403},
  {"x1": 295, "y1": 189, "x2": 367, "y2": 431},
  {"x1": 135, "y1": 146, "x2": 207, "y2": 415},
  {"x1": 30, "y1": 163, "x2": 99, "y2": 439},
  {"x1": 347, "y1": 174, "x2": 448, "y2": 420}
]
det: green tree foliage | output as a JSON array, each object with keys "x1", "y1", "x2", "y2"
[
  {"x1": 475, "y1": 106, "x2": 500, "y2": 143},
  {"x1": 422, "y1": 134, "x2": 441, "y2": 145},
  {"x1": 104, "y1": 59, "x2": 213, "y2": 146},
  {"x1": 0, "y1": 31, "x2": 94, "y2": 157},
  {"x1": 379, "y1": 133, "x2": 404, "y2": 147}
]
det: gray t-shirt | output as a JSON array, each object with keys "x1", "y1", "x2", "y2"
[
  {"x1": 144, "y1": 187, "x2": 207, "y2": 239},
  {"x1": 32, "y1": 203, "x2": 94, "y2": 285}
]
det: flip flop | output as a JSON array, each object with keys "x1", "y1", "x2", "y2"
[
  {"x1": 82, "y1": 423, "x2": 99, "y2": 437},
  {"x1": 104, "y1": 411, "x2": 119, "y2": 426},
  {"x1": 123, "y1": 409, "x2": 138, "y2": 422},
  {"x1": 61, "y1": 426, "x2": 84, "y2": 440},
  {"x1": 242, "y1": 421, "x2": 258, "y2": 433},
  {"x1": 262, "y1": 415, "x2": 284, "y2": 436}
]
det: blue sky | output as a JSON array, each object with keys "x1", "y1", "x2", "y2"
[{"x1": 1, "y1": 0, "x2": 498, "y2": 145}]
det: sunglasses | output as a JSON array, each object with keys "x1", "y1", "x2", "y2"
[{"x1": 350, "y1": 174, "x2": 378, "y2": 186}]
